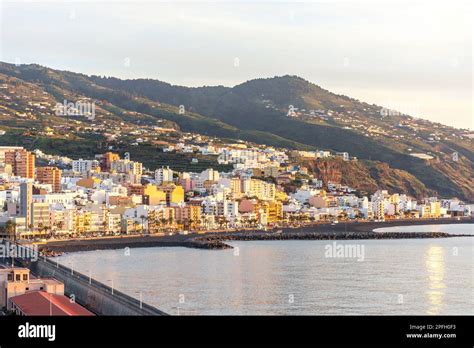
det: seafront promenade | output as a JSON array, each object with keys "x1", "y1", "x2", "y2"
[{"x1": 39, "y1": 217, "x2": 473, "y2": 253}]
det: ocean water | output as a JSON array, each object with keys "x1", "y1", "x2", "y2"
[{"x1": 56, "y1": 224, "x2": 473, "y2": 315}]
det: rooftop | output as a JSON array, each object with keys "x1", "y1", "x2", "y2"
[{"x1": 9, "y1": 291, "x2": 95, "y2": 316}]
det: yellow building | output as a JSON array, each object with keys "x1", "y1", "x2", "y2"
[
  {"x1": 389, "y1": 194, "x2": 400, "y2": 204},
  {"x1": 160, "y1": 185, "x2": 184, "y2": 205},
  {"x1": 74, "y1": 211, "x2": 92, "y2": 235},
  {"x1": 427, "y1": 202, "x2": 441, "y2": 218},
  {"x1": 275, "y1": 190, "x2": 288, "y2": 202},
  {"x1": 142, "y1": 185, "x2": 167, "y2": 205},
  {"x1": 252, "y1": 200, "x2": 283, "y2": 224},
  {"x1": 230, "y1": 177, "x2": 243, "y2": 198},
  {"x1": 263, "y1": 201, "x2": 283, "y2": 223}
]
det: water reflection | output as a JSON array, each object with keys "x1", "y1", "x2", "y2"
[
  {"x1": 425, "y1": 245, "x2": 446, "y2": 315},
  {"x1": 56, "y1": 238, "x2": 472, "y2": 315}
]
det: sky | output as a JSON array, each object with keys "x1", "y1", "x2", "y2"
[{"x1": 0, "y1": 0, "x2": 472, "y2": 129}]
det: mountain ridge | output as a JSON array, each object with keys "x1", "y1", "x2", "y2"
[{"x1": 0, "y1": 61, "x2": 472, "y2": 201}]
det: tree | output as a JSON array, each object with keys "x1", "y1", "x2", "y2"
[
  {"x1": 133, "y1": 221, "x2": 140, "y2": 234},
  {"x1": 5, "y1": 220, "x2": 17, "y2": 242},
  {"x1": 140, "y1": 215, "x2": 147, "y2": 235},
  {"x1": 102, "y1": 220, "x2": 108, "y2": 235}
]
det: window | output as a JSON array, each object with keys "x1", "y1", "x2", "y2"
[
  {"x1": 15, "y1": 274, "x2": 20, "y2": 281},
  {"x1": 23, "y1": 274, "x2": 28, "y2": 281},
  {"x1": 7, "y1": 274, "x2": 13, "y2": 281}
]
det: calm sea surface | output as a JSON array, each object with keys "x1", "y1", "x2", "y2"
[{"x1": 56, "y1": 224, "x2": 473, "y2": 315}]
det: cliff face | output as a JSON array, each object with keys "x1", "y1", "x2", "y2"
[{"x1": 302, "y1": 158, "x2": 435, "y2": 199}]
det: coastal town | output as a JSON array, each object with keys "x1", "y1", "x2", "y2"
[
  {"x1": 0, "y1": 142, "x2": 471, "y2": 242},
  {"x1": 0, "y1": 1, "x2": 473, "y2": 343}
]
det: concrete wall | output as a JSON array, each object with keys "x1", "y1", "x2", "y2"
[{"x1": 1, "y1": 240, "x2": 167, "y2": 316}]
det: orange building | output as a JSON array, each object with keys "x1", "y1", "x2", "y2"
[
  {"x1": 5, "y1": 149, "x2": 35, "y2": 179},
  {"x1": 36, "y1": 167, "x2": 62, "y2": 193},
  {"x1": 100, "y1": 152, "x2": 120, "y2": 172},
  {"x1": 127, "y1": 184, "x2": 144, "y2": 196}
]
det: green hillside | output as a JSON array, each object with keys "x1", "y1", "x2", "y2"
[{"x1": 0, "y1": 62, "x2": 472, "y2": 200}]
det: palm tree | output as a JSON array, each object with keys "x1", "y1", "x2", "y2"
[
  {"x1": 217, "y1": 217, "x2": 225, "y2": 230},
  {"x1": 5, "y1": 220, "x2": 17, "y2": 242},
  {"x1": 101, "y1": 220, "x2": 108, "y2": 235},
  {"x1": 140, "y1": 215, "x2": 147, "y2": 235},
  {"x1": 159, "y1": 218, "x2": 167, "y2": 232},
  {"x1": 45, "y1": 225, "x2": 52, "y2": 239},
  {"x1": 25, "y1": 224, "x2": 33, "y2": 240},
  {"x1": 55, "y1": 221, "x2": 65, "y2": 238},
  {"x1": 133, "y1": 221, "x2": 140, "y2": 234},
  {"x1": 84, "y1": 220, "x2": 91, "y2": 237}
]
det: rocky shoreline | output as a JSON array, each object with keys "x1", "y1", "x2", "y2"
[
  {"x1": 189, "y1": 231, "x2": 473, "y2": 250},
  {"x1": 40, "y1": 217, "x2": 473, "y2": 253}
]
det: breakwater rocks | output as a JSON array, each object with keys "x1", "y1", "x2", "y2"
[
  {"x1": 188, "y1": 231, "x2": 471, "y2": 250},
  {"x1": 184, "y1": 239, "x2": 233, "y2": 250}
]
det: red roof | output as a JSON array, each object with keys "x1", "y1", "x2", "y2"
[{"x1": 9, "y1": 291, "x2": 95, "y2": 316}]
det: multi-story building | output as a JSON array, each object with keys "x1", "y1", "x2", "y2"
[
  {"x1": 155, "y1": 166, "x2": 174, "y2": 185},
  {"x1": 141, "y1": 185, "x2": 167, "y2": 205},
  {"x1": 19, "y1": 182, "x2": 33, "y2": 229},
  {"x1": 36, "y1": 166, "x2": 62, "y2": 193},
  {"x1": 72, "y1": 159, "x2": 100, "y2": 174},
  {"x1": 200, "y1": 168, "x2": 219, "y2": 182},
  {"x1": 242, "y1": 179, "x2": 275, "y2": 200},
  {"x1": 173, "y1": 204, "x2": 202, "y2": 229},
  {"x1": 31, "y1": 202, "x2": 51, "y2": 233},
  {"x1": 110, "y1": 159, "x2": 142, "y2": 184},
  {"x1": 160, "y1": 184, "x2": 184, "y2": 205},
  {"x1": 4, "y1": 148, "x2": 35, "y2": 179},
  {"x1": 98, "y1": 152, "x2": 120, "y2": 172},
  {"x1": 50, "y1": 208, "x2": 75, "y2": 235},
  {"x1": 74, "y1": 210, "x2": 92, "y2": 235},
  {"x1": 372, "y1": 200, "x2": 385, "y2": 221}
]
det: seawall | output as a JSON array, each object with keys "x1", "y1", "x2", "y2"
[
  {"x1": 41, "y1": 217, "x2": 473, "y2": 252},
  {"x1": 1, "y1": 239, "x2": 167, "y2": 316}
]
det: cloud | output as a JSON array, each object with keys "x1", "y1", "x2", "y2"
[{"x1": 0, "y1": 0, "x2": 472, "y2": 128}]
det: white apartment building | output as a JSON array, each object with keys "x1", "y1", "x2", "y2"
[
  {"x1": 242, "y1": 179, "x2": 275, "y2": 200},
  {"x1": 72, "y1": 159, "x2": 100, "y2": 173},
  {"x1": 155, "y1": 166, "x2": 174, "y2": 185},
  {"x1": 200, "y1": 168, "x2": 220, "y2": 182},
  {"x1": 32, "y1": 193, "x2": 76, "y2": 208}
]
